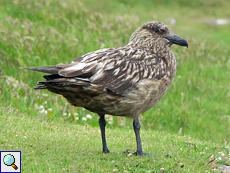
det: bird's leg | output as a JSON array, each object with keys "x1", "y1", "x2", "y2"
[
  {"x1": 133, "y1": 117, "x2": 152, "y2": 156},
  {"x1": 99, "y1": 114, "x2": 110, "y2": 153},
  {"x1": 133, "y1": 117, "x2": 144, "y2": 156}
]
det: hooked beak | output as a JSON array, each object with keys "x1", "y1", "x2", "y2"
[{"x1": 165, "y1": 33, "x2": 188, "y2": 48}]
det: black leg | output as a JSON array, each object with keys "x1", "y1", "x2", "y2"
[
  {"x1": 133, "y1": 117, "x2": 145, "y2": 156},
  {"x1": 99, "y1": 114, "x2": 110, "y2": 153}
]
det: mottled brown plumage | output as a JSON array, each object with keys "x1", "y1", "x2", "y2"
[{"x1": 24, "y1": 21, "x2": 188, "y2": 156}]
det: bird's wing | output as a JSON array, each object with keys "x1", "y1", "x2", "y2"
[{"x1": 59, "y1": 47, "x2": 168, "y2": 94}]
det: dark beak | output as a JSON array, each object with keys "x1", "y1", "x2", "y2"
[{"x1": 165, "y1": 33, "x2": 188, "y2": 48}]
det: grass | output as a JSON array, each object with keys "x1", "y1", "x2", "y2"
[
  {"x1": 0, "y1": 0, "x2": 230, "y2": 172},
  {"x1": 1, "y1": 106, "x2": 229, "y2": 172}
]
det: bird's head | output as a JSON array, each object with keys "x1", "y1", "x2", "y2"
[{"x1": 128, "y1": 21, "x2": 188, "y2": 48}]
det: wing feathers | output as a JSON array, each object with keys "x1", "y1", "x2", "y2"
[
  {"x1": 26, "y1": 46, "x2": 168, "y2": 95},
  {"x1": 58, "y1": 62, "x2": 87, "y2": 77},
  {"x1": 23, "y1": 66, "x2": 61, "y2": 74}
]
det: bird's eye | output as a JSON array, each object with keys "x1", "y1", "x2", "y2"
[
  {"x1": 152, "y1": 28, "x2": 164, "y2": 33},
  {"x1": 154, "y1": 28, "x2": 162, "y2": 33}
]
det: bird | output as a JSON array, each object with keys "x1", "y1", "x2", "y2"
[{"x1": 24, "y1": 21, "x2": 188, "y2": 156}]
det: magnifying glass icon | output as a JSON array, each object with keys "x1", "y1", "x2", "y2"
[{"x1": 3, "y1": 154, "x2": 18, "y2": 170}]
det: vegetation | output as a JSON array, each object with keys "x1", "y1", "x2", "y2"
[
  {"x1": 0, "y1": 0, "x2": 230, "y2": 172},
  {"x1": 1, "y1": 106, "x2": 230, "y2": 172}
]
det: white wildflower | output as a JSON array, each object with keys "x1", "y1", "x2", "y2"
[
  {"x1": 82, "y1": 117, "x2": 87, "y2": 121},
  {"x1": 39, "y1": 105, "x2": 44, "y2": 109},
  {"x1": 219, "y1": 152, "x2": 225, "y2": 156},
  {"x1": 86, "y1": 114, "x2": 92, "y2": 119}
]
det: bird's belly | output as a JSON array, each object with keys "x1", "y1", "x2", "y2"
[
  {"x1": 97, "y1": 78, "x2": 173, "y2": 117},
  {"x1": 57, "y1": 77, "x2": 173, "y2": 118},
  {"x1": 118, "y1": 78, "x2": 173, "y2": 116}
]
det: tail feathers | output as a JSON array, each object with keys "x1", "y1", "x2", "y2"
[
  {"x1": 34, "y1": 85, "x2": 47, "y2": 90},
  {"x1": 34, "y1": 78, "x2": 91, "y2": 90},
  {"x1": 22, "y1": 66, "x2": 62, "y2": 74},
  {"x1": 43, "y1": 74, "x2": 64, "y2": 80}
]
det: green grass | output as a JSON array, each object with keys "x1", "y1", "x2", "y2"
[
  {"x1": 1, "y1": 106, "x2": 229, "y2": 172},
  {"x1": 0, "y1": 0, "x2": 230, "y2": 172}
]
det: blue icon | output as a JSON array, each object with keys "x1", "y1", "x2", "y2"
[{"x1": 3, "y1": 154, "x2": 18, "y2": 170}]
